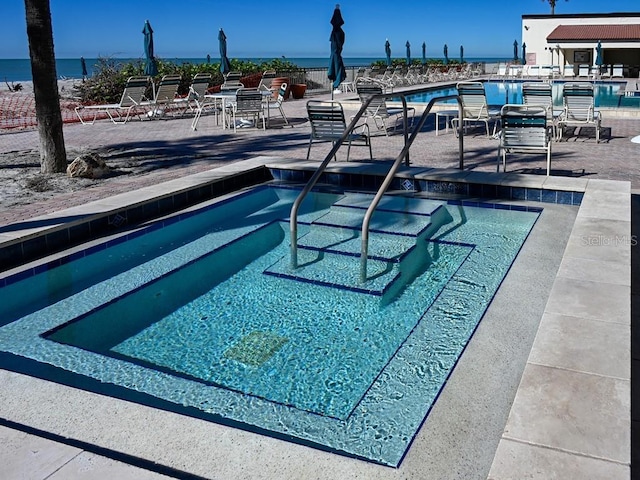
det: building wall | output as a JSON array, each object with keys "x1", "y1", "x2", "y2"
[{"x1": 521, "y1": 14, "x2": 640, "y2": 71}]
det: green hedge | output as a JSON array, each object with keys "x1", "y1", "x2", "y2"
[{"x1": 73, "y1": 56, "x2": 301, "y2": 104}]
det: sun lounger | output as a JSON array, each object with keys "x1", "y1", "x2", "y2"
[
  {"x1": 141, "y1": 74, "x2": 182, "y2": 117},
  {"x1": 75, "y1": 76, "x2": 151, "y2": 125}
]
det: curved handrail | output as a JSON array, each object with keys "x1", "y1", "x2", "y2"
[
  {"x1": 289, "y1": 93, "x2": 412, "y2": 268},
  {"x1": 360, "y1": 94, "x2": 464, "y2": 281}
]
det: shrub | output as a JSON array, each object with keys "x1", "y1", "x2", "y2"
[{"x1": 73, "y1": 56, "x2": 303, "y2": 104}]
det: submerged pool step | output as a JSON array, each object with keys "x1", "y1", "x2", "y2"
[
  {"x1": 313, "y1": 208, "x2": 433, "y2": 237},
  {"x1": 334, "y1": 193, "x2": 447, "y2": 217},
  {"x1": 264, "y1": 245, "x2": 403, "y2": 297},
  {"x1": 296, "y1": 224, "x2": 416, "y2": 261}
]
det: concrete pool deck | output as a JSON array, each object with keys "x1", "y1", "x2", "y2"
[{"x1": 0, "y1": 86, "x2": 634, "y2": 479}]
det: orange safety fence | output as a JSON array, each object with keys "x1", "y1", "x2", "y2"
[{"x1": 0, "y1": 93, "x2": 110, "y2": 130}]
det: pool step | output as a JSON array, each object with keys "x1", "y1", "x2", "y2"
[
  {"x1": 265, "y1": 194, "x2": 455, "y2": 299},
  {"x1": 265, "y1": 228, "x2": 423, "y2": 298}
]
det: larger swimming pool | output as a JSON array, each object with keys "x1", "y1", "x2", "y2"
[
  {"x1": 0, "y1": 185, "x2": 540, "y2": 466},
  {"x1": 401, "y1": 80, "x2": 634, "y2": 108}
]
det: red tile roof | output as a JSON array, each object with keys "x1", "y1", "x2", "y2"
[{"x1": 547, "y1": 24, "x2": 640, "y2": 41}]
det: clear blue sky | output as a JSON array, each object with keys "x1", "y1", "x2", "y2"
[{"x1": 1, "y1": 0, "x2": 638, "y2": 59}]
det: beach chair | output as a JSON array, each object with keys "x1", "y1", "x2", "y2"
[
  {"x1": 228, "y1": 88, "x2": 265, "y2": 132},
  {"x1": 258, "y1": 70, "x2": 277, "y2": 93},
  {"x1": 306, "y1": 100, "x2": 372, "y2": 161},
  {"x1": 451, "y1": 81, "x2": 500, "y2": 137},
  {"x1": 527, "y1": 65, "x2": 540, "y2": 78},
  {"x1": 612, "y1": 64, "x2": 624, "y2": 78},
  {"x1": 221, "y1": 71, "x2": 244, "y2": 92},
  {"x1": 578, "y1": 64, "x2": 590, "y2": 78},
  {"x1": 75, "y1": 76, "x2": 151, "y2": 124},
  {"x1": 563, "y1": 64, "x2": 575, "y2": 78},
  {"x1": 141, "y1": 74, "x2": 181, "y2": 117},
  {"x1": 497, "y1": 104, "x2": 552, "y2": 175},
  {"x1": 557, "y1": 83, "x2": 602, "y2": 143},
  {"x1": 265, "y1": 82, "x2": 289, "y2": 127},
  {"x1": 180, "y1": 73, "x2": 212, "y2": 113},
  {"x1": 522, "y1": 82, "x2": 561, "y2": 139},
  {"x1": 355, "y1": 83, "x2": 415, "y2": 136}
]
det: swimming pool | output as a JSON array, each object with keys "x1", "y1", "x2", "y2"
[
  {"x1": 402, "y1": 80, "x2": 632, "y2": 108},
  {"x1": 0, "y1": 185, "x2": 540, "y2": 466}
]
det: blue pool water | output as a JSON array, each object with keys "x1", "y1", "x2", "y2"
[
  {"x1": 0, "y1": 185, "x2": 540, "y2": 466},
  {"x1": 402, "y1": 80, "x2": 631, "y2": 108}
]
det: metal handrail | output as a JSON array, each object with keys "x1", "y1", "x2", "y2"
[
  {"x1": 360, "y1": 94, "x2": 464, "y2": 281},
  {"x1": 289, "y1": 89, "x2": 464, "y2": 275},
  {"x1": 289, "y1": 92, "x2": 412, "y2": 268}
]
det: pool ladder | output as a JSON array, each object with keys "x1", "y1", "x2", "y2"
[{"x1": 290, "y1": 89, "x2": 465, "y2": 283}]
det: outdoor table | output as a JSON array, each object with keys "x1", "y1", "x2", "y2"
[
  {"x1": 193, "y1": 90, "x2": 272, "y2": 130},
  {"x1": 434, "y1": 109, "x2": 459, "y2": 136}
]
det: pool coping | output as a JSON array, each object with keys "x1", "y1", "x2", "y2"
[{"x1": 0, "y1": 157, "x2": 630, "y2": 479}]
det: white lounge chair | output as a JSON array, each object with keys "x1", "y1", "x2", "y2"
[
  {"x1": 451, "y1": 81, "x2": 500, "y2": 137},
  {"x1": 355, "y1": 83, "x2": 415, "y2": 135},
  {"x1": 558, "y1": 83, "x2": 602, "y2": 143},
  {"x1": 141, "y1": 74, "x2": 181, "y2": 116},
  {"x1": 563, "y1": 64, "x2": 575, "y2": 78},
  {"x1": 612, "y1": 64, "x2": 624, "y2": 78},
  {"x1": 75, "y1": 76, "x2": 151, "y2": 124},
  {"x1": 497, "y1": 104, "x2": 552, "y2": 175},
  {"x1": 578, "y1": 64, "x2": 590, "y2": 78}
]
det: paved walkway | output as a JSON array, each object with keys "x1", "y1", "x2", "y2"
[{"x1": 1, "y1": 86, "x2": 639, "y2": 228}]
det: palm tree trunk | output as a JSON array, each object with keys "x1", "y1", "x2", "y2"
[{"x1": 24, "y1": 0, "x2": 67, "y2": 173}]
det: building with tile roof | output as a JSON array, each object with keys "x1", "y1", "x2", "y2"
[{"x1": 521, "y1": 12, "x2": 640, "y2": 77}]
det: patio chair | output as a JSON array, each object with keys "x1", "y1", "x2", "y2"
[
  {"x1": 265, "y1": 82, "x2": 290, "y2": 127},
  {"x1": 221, "y1": 71, "x2": 244, "y2": 92},
  {"x1": 557, "y1": 83, "x2": 602, "y2": 143},
  {"x1": 451, "y1": 81, "x2": 500, "y2": 137},
  {"x1": 497, "y1": 104, "x2": 552, "y2": 175},
  {"x1": 228, "y1": 88, "x2": 266, "y2": 132},
  {"x1": 258, "y1": 70, "x2": 277, "y2": 93},
  {"x1": 578, "y1": 64, "x2": 590, "y2": 78},
  {"x1": 562, "y1": 64, "x2": 575, "y2": 78},
  {"x1": 75, "y1": 76, "x2": 151, "y2": 125},
  {"x1": 176, "y1": 73, "x2": 212, "y2": 114},
  {"x1": 141, "y1": 74, "x2": 181, "y2": 117},
  {"x1": 522, "y1": 82, "x2": 561, "y2": 139},
  {"x1": 612, "y1": 64, "x2": 624, "y2": 78},
  {"x1": 306, "y1": 100, "x2": 372, "y2": 161},
  {"x1": 355, "y1": 83, "x2": 415, "y2": 136}
]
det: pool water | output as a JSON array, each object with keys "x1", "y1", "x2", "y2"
[
  {"x1": 0, "y1": 185, "x2": 540, "y2": 466},
  {"x1": 402, "y1": 80, "x2": 630, "y2": 108}
]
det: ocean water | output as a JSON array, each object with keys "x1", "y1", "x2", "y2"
[{"x1": 0, "y1": 57, "x2": 509, "y2": 83}]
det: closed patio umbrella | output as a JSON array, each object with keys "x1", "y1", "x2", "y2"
[
  {"x1": 328, "y1": 4, "x2": 346, "y2": 98},
  {"x1": 595, "y1": 40, "x2": 603, "y2": 66},
  {"x1": 142, "y1": 20, "x2": 158, "y2": 77},
  {"x1": 80, "y1": 56, "x2": 87, "y2": 81},
  {"x1": 513, "y1": 40, "x2": 518, "y2": 62},
  {"x1": 385, "y1": 39, "x2": 391, "y2": 66},
  {"x1": 219, "y1": 28, "x2": 231, "y2": 75},
  {"x1": 444, "y1": 44, "x2": 448, "y2": 65},
  {"x1": 522, "y1": 43, "x2": 527, "y2": 65},
  {"x1": 422, "y1": 42, "x2": 426, "y2": 65},
  {"x1": 406, "y1": 41, "x2": 411, "y2": 65},
  {"x1": 460, "y1": 45, "x2": 464, "y2": 63}
]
